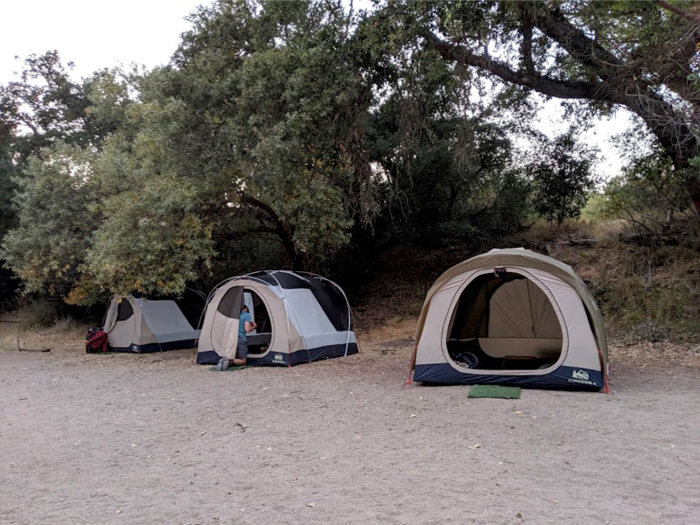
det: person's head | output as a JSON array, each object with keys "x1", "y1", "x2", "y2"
[{"x1": 242, "y1": 305, "x2": 249, "y2": 313}]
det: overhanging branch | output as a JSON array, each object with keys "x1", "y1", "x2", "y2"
[
  {"x1": 237, "y1": 191, "x2": 282, "y2": 224},
  {"x1": 237, "y1": 191, "x2": 303, "y2": 269},
  {"x1": 532, "y1": 5, "x2": 625, "y2": 73},
  {"x1": 658, "y1": 0, "x2": 700, "y2": 27},
  {"x1": 430, "y1": 34, "x2": 608, "y2": 101}
]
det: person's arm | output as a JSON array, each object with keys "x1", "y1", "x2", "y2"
[{"x1": 244, "y1": 319, "x2": 257, "y2": 333}]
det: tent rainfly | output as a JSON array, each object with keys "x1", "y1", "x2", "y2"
[
  {"x1": 410, "y1": 249, "x2": 609, "y2": 391},
  {"x1": 197, "y1": 271, "x2": 357, "y2": 366},
  {"x1": 103, "y1": 292, "x2": 205, "y2": 353}
]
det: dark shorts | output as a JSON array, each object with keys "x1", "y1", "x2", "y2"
[{"x1": 236, "y1": 338, "x2": 248, "y2": 360}]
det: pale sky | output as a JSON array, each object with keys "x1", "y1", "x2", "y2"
[
  {"x1": 0, "y1": 0, "x2": 208, "y2": 82},
  {"x1": 0, "y1": 0, "x2": 632, "y2": 179},
  {"x1": 531, "y1": 100, "x2": 635, "y2": 181}
]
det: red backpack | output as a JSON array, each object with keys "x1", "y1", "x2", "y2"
[{"x1": 86, "y1": 327, "x2": 109, "y2": 353}]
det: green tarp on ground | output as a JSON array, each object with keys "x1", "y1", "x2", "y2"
[{"x1": 468, "y1": 385, "x2": 522, "y2": 399}]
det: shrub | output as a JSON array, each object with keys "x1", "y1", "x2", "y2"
[{"x1": 22, "y1": 299, "x2": 60, "y2": 329}]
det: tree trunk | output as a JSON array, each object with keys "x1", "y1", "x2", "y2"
[
  {"x1": 292, "y1": 252, "x2": 305, "y2": 272},
  {"x1": 685, "y1": 176, "x2": 700, "y2": 216},
  {"x1": 279, "y1": 232, "x2": 304, "y2": 272},
  {"x1": 237, "y1": 191, "x2": 304, "y2": 271}
]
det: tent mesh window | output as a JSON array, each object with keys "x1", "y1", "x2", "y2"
[
  {"x1": 307, "y1": 278, "x2": 350, "y2": 331},
  {"x1": 447, "y1": 272, "x2": 563, "y2": 371},
  {"x1": 116, "y1": 299, "x2": 134, "y2": 321},
  {"x1": 244, "y1": 289, "x2": 272, "y2": 355},
  {"x1": 217, "y1": 287, "x2": 243, "y2": 319}
]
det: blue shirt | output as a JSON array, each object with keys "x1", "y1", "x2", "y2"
[{"x1": 239, "y1": 311, "x2": 251, "y2": 342}]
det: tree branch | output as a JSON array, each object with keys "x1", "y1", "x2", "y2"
[
  {"x1": 237, "y1": 191, "x2": 282, "y2": 224},
  {"x1": 430, "y1": 4, "x2": 700, "y2": 212},
  {"x1": 237, "y1": 191, "x2": 304, "y2": 270},
  {"x1": 430, "y1": 34, "x2": 607, "y2": 101},
  {"x1": 531, "y1": 5, "x2": 625, "y2": 73},
  {"x1": 658, "y1": 0, "x2": 700, "y2": 27},
  {"x1": 655, "y1": 1, "x2": 700, "y2": 98},
  {"x1": 518, "y1": 4, "x2": 535, "y2": 74}
]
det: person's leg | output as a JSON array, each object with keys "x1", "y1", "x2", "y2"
[
  {"x1": 215, "y1": 355, "x2": 229, "y2": 371},
  {"x1": 232, "y1": 339, "x2": 248, "y2": 366}
]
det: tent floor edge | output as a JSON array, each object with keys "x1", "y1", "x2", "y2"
[
  {"x1": 413, "y1": 364, "x2": 604, "y2": 391},
  {"x1": 196, "y1": 350, "x2": 221, "y2": 365}
]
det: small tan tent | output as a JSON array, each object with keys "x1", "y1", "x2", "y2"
[{"x1": 103, "y1": 292, "x2": 204, "y2": 353}]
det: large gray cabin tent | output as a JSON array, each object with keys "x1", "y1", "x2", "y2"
[
  {"x1": 197, "y1": 271, "x2": 358, "y2": 366},
  {"x1": 410, "y1": 249, "x2": 609, "y2": 391},
  {"x1": 103, "y1": 291, "x2": 205, "y2": 353}
]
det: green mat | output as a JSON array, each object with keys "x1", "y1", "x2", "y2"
[
  {"x1": 468, "y1": 385, "x2": 521, "y2": 399},
  {"x1": 209, "y1": 365, "x2": 250, "y2": 372}
]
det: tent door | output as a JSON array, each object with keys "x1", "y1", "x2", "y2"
[
  {"x1": 446, "y1": 269, "x2": 565, "y2": 373},
  {"x1": 243, "y1": 288, "x2": 273, "y2": 358}
]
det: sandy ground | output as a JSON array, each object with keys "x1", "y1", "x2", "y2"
[{"x1": 1, "y1": 323, "x2": 700, "y2": 524}]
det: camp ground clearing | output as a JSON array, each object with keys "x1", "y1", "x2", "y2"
[{"x1": 1, "y1": 322, "x2": 699, "y2": 524}]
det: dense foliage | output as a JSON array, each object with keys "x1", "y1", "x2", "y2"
[
  {"x1": 0, "y1": 0, "x2": 698, "y2": 310},
  {"x1": 530, "y1": 132, "x2": 596, "y2": 224},
  {"x1": 384, "y1": 0, "x2": 700, "y2": 211}
]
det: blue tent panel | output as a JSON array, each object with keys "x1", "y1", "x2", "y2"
[{"x1": 413, "y1": 364, "x2": 603, "y2": 390}]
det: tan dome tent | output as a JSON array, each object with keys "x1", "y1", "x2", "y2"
[
  {"x1": 410, "y1": 249, "x2": 609, "y2": 391},
  {"x1": 103, "y1": 291, "x2": 205, "y2": 353},
  {"x1": 197, "y1": 271, "x2": 357, "y2": 366}
]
